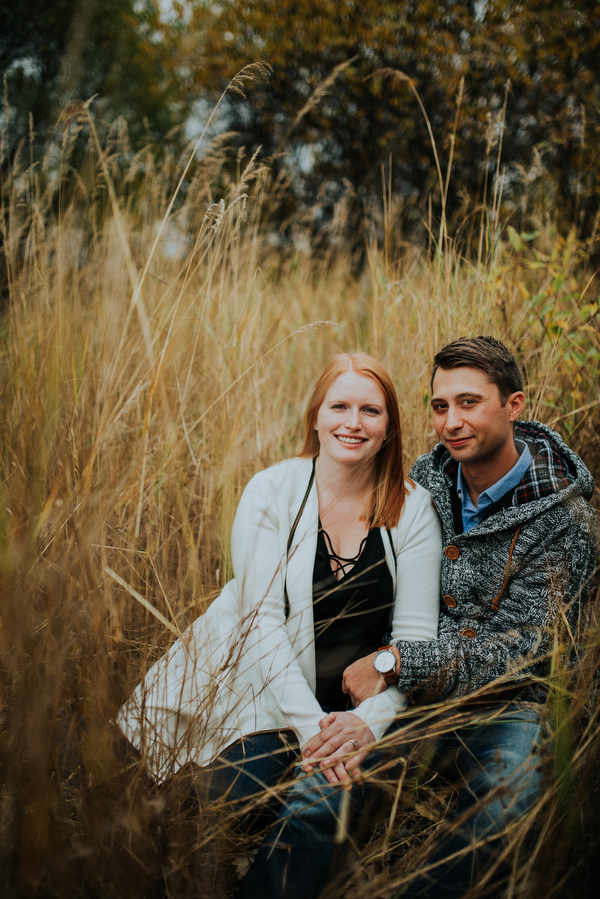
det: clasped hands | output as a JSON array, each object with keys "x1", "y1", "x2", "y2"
[{"x1": 300, "y1": 651, "x2": 392, "y2": 790}]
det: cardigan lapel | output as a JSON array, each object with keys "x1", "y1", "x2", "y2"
[{"x1": 284, "y1": 471, "x2": 319, "y2": 692}]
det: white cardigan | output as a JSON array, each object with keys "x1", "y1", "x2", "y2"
[{"x1": 118, "y1": 458, "x2": 442, "y2": 781}]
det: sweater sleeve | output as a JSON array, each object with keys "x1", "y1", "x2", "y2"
[
  {"x1": 393, "y1": 495, "x2": 598, "y2": 701},
  {"x1": 230, "y1": 468, "x2": 325, "y2": 748}
]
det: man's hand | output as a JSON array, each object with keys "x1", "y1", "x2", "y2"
[
  {"x1": 342, "y1": 652, "x2": 384, "y2": 706},
  {"x1": 301, "y1": 712, "x2": 375, "y2": 790},
  {"x1": 342, "y1": 646, "x2": 401, "y2": 706}
]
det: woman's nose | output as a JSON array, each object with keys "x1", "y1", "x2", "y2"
[{"x1": 345, "y1": 407, "x2": 360, "y2": 428}]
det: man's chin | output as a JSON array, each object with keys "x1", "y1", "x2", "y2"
[{"x1": 444, "y1": 438, "x2": 475, "y2": 458}]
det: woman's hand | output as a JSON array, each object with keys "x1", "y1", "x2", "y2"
[
  {"x1": 342, "y1": 652, "x2": 386, "y2": 706},
  {"x1": 301, "y1": 712, "x2": 375, "y2": 790}
]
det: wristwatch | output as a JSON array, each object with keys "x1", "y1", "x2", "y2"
[{"x1": 373, "y1": 645, "x2": 400, "y2": 685}]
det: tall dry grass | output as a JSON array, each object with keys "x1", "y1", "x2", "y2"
[{"x1": 0, "y1": 101, "x2": 599, "y2": 898}]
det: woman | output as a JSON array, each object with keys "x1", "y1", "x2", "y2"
[{"x1": 118, "y1": 353, "x2": 441, "y2": 897}]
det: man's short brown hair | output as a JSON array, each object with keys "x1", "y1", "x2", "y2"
[{"x1": 431, "y1": 336, "x2": 524, "y2": 404}]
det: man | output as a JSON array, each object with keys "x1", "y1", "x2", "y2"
[{"x1": 339, "y1": 335, "x2": 598, "y2": 896}]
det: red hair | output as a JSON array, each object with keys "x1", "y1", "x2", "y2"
[{"x1": 300, "y1": 353, "x2": 408, "y2": 527}]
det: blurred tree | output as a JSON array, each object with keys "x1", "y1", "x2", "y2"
[
  {"x1": 2, "y1": 0, "x2": 598, "y2": 252},
  {"x1": 1, "y1": 0, "x2": 191, "y2": 157},
  {"x1": 183, "y1": 0, "x2": 470, "y2": 245},
  {"x1": 468, "y1": 0, "x2": 600, "y2": 239},
  {"x1": 182, "y1": 0, "x2": 599, "y2": 251}
]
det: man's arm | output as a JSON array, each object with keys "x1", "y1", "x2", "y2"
[
  {"x1": 345, "y1": 495, "x2": 597, "y2": 705},
  {"x1": 392, "y1": 496, "x2": 598, "y2": 702}
]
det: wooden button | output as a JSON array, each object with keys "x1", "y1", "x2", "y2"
[
  {"x1": 443, "y1": 594, "x2": 457, "y2": 608},
  {"x1": 445, "y1": 545, "x2": 460, "y2": 560},
  {"x1": 461, "y1": 628, "x2": 477, "y2": 639}
]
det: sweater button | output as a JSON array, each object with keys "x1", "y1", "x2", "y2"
[
  {"x1": 461, "y1": 628, "x2": 477, "y2": 639},
  {"x1": 443, "y1": 594, "x2": 457, "y2": 608},
  {"x1": 445, "y1": 545, "x2": 460, "y2": 560}
]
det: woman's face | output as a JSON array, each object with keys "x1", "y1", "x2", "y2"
[{"x1": 315, "y1": 370, "x2": 389, "y2": 469}]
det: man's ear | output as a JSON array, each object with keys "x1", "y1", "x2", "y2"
[{"x1": 508, "y1": 391, "x2": 525, "y2": 422}]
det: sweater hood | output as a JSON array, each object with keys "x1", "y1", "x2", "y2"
[{"x1": 411, "y1": 420, "x2": 595, "y2": 535}]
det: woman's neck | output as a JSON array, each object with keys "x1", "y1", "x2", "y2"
[
  {"x1": 315, "y1": 455, "x2": 376, "y2": 520},
  {"x1": 315, "y1": 455, "x2": 376, "y2": 564}
]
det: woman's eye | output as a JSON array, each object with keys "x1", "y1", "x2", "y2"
[{"x1": 364, "y1": 407, "x2": 379, "y2": 415}]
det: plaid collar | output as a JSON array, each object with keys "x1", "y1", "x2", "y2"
[
  {"x1": 438, "y1": 423, "x2": 574, "y2": 507},
  {"x1": 511, "y1": 423, "x2": 573, "y2": 504}
]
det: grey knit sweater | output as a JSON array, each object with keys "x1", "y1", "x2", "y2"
[{"x1": 396, "y1": 421, "x2": 598, "y2": 702}]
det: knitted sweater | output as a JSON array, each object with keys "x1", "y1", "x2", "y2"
[{"x1": 397, "y1": 420, "x2": 598, "y2": 702}]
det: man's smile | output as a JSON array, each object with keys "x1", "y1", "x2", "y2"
[{"x1": 446, "y1": 436, "x2": 473, "y2": 448}]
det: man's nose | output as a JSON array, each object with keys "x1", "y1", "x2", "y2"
[{"x1": 446, "y1": 405, "x2": 463, "y2": 430}]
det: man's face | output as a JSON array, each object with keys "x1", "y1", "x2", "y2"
[{"x1": 431, "y1": 366, "x2": 524, "y2": 469}]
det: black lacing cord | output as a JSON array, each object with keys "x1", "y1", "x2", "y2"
[{"x1": 321, "y1": 527, "x2": 368, "y2": 579}]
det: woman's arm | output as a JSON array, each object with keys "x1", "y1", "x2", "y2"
[{"x1": 230, "y1": 465, "x2": 326, "y2": 746}]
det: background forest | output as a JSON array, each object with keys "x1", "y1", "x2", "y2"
[
  {"x1": 3, "y1": 0, "x2": 600, "y2": 252},
  {"x1": 1, "y1": 2, "x2": 599, "y2": 898}
]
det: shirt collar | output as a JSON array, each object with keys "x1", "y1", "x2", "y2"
[{"x1": 457, "y1": 439, "x2": 532, "y2": 529}]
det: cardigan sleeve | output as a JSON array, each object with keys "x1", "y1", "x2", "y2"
[
  {"x1": 349, "y1": 483, "x2": 442, "y2": 740},
  {"x1": 230, "y1": 468, "x2": 325, "y2": 748}
]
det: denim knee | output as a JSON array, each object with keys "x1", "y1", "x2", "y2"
[
  {"x1": 454, "y1": 703, "x2": 547, "y2": 832},
  {"x1": 276, "y1": 766, "x2": 350, "y2": 842}
]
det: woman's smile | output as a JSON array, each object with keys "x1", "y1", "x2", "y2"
[{"x1": 335, "y1": 434, "x2": 367, "y2": 445}]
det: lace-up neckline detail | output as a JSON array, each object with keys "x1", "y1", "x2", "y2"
[{"x1": 321, "y1": 527, "x2": 369, "y2": 580}]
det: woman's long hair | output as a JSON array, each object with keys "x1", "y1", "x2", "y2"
[{"x1": 299, "y1": 353, "x2": 408, "y2": 528}]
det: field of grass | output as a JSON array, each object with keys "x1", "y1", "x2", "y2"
[{"x1": 1, "y1": 106, "x2": 599, "y2": 898}]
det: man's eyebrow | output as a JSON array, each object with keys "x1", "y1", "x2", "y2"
[{"x1": 431, "y1": 391, "x2": 485, "y2": 403}]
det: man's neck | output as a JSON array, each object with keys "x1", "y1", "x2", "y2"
[{"x1": 460, "y1": 442, "x2": 521, "y2": 506}]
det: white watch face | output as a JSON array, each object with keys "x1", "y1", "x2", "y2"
[{"x1": 374, "y1": 649, "x2": 396, "y2": 674}]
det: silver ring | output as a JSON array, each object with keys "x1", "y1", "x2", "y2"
[{"x1": 352, "y1": 739, "x2": 358, "y2": 750}]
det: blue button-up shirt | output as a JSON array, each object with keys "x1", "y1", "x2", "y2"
[{"x1": 457, "y1": 440, "x2": 532, "y2": 533}]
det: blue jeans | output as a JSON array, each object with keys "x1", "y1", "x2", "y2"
[
  {"x1": 402, "y1": 702, "x2": 547, "y2": 898},
  {"x1": 194, "y1": 703, "x2": 546, "y2": 899},
  {"x1": 195, "y1": 729, "x2": 392, "y2": 899}
]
